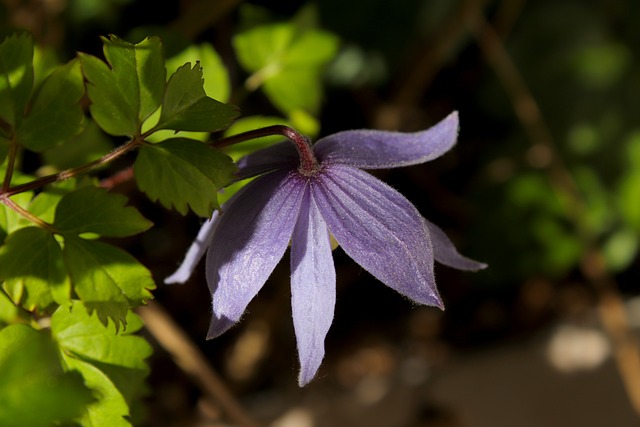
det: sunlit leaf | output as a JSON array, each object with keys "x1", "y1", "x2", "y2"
[
  {"x1": 80, "y1": 36, "x2": 165, "y2": 136},
  {"x1": 63, "y1": 236, "x2": 155, "y2": 329},
  {"x1": 0, "y1": 324, "x2": 93, "y2": 427},
  {"x1": 135, "y1": 138, "x2": 235, "y2": 217},
  {"x1": 52, "y1": 302, "x2": 152, "y2": 408},
  {"x1": 154, "y1": 62, "x2": 239, "y2": 133},
  {"x1": 54, "y1": 186, "x2": 152, "y2": 237},
  {"x1": 17, "y1": 59, "x2": 84, "y2": 152},
  {"x1": 0, "y1": 227, "x2": 70, "y2": 310}
]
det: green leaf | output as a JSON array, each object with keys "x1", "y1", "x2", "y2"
[
  {"x1": 42, "y1": 118, "x2": 113, "y2": 169},
  {"x1": 0, "y1": 227, "x2": 70, "y2": 310},
  {"x1": 135, "y1": 138, "x2": 235, "y2": 216},
  {"x1": 155, "y1": 62, "x2": 239, "y2": 132},
  {"x1": 63, "y1": 235, "x2": 155, "y2": 328},
  {"x1": 54, "y1": 186, "x2": 152, "y2": 237},
  {"x1": 80, "y1": 36, "x2": 165, "y2": 136},
  {"x1": 165, "y1": 42, "x2": 231, "y2": 102},
  {"x1": 234, "y1": 22, "x2": 338, "y2": 114},
  {"x1": 0, "y1": 192, "x2": 32, "y2": 242},
  {"x1": 28, "y1": 180, "x2": 77, "y2": 224},
  {"x1": 52, "y1": 302, "x2": 152, "y2": 411},
  {"x1": 0, "y1": 290, "x2": 22, "y2": 326},
  {"x1": 0, "y1": 324, "x2": 93, "y2": 427},
  {"x1": 0, "y1": 33, "x2": 34, "y2": 129},
  {"x1": 62, "y1": 356, "x2": 131, "y2": 427},
  {"x1": 17, "y1": 59, "x2": 84, "y2": 151}
]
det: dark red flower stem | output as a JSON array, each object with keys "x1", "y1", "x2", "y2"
[{"x1": 213, "y1": 125, "x2": 320, "y2": 174}]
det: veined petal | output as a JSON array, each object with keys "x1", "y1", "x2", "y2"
[
  {"x1": 313, "y1": 164, "x2": 442, "y2": 308},
  {"x1": 291, "y1": 190, "x2": 336, "y2": 386},
  {"x1": 206, "y1": 169, "x2": 307, "y2": 339},
  {"x1": 314, "y1": 112, "x2": 459, "y2": 169},
  {"x1": 425, "y1": 219, "x2": 487, "y2": 271},
  {"x1": 164, "y1": 212, "x2": 219, "y2": 284},
  {"x1": 235, "y1": 141, "x2": 298, "y2": 180}
]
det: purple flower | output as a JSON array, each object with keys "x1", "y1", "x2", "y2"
[{"x1": 166, "y1": 111, "x2": 485, "y2": 386}]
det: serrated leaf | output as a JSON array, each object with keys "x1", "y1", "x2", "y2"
[
  {"x1": 17, "y1": 59, "x2": 84, "y2": 151},
  {"x1": 63, "y1": 236, "x2": 155, "y2": 329},
  {"x1": 80, "y1": 36, "x2": 165, "y2": 136},
  {"x1": 0, "y1": 324, "x2": 94, "y2": 427},
  {"x1": 27, "y1": 179, "x2": 77, "y2": 224},
  {"x1": 0, "y1": 227, "x2": 70, "y2": 310},
  {"x1": 165, "y1": 43, "x2": 231, "y2": 102},
  {"x1": 134, "y1": 138, "x2": 235, "y2": 217},
  {"x1": 54, "y1": 186, "x2": 152, "y2": 237},
  {"x1": 52, "y1": 302, "x2": 152, "y2": 408},
  {"x1": 154, "y1": 62, "x2": 239, "y2": 132},
  {"x1": 0, "y1": 33, "x2": 34, "y2": 129}
]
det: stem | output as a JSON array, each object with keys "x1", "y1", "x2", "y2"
[
  {"x1": 2, "y1": 136, "x2": 19, "y2": 193},
  {"x1": 3, "y1": 137, "x2": 143, "y2": 197},
  {"x1": 0, "y1": 196, "x2": 55, "y2": 231},
  {"x1": 213, "y1": 125, "x2": 319, "y2": 175},
  {"x1": 138, "y1": 301, "x2": 262, "y2": 427}
]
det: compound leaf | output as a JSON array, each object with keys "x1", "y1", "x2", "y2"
[{"x1": 80, "y1": 36, "x2": 165, "y2": 136}]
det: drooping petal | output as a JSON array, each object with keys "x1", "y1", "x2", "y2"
[
  {"x1": 290, "y1": 190, "x2": 336, "y2": 386},
  {"x1": 314, "y1": 112, "x2": 459, "y2": 169},
  {"x1": 164, "y1": 212, "x2": 219, "y2": 284},
  {"x1": 312, "y1": 164, "x2": 442, "y2": 308},
  {"x1": 234, "y1": 141, "x2": 298, "y2": 180},
  {"x1": 206, "y1": 169, "x2": 307, "y2": 339},
  {"x1": 424, "y1": 219, "x2": 487, "y2": 271}
]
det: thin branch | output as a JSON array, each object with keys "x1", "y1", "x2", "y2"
[
  {"x1": 2, "y1": 136, "x2": 19, "y2": 193},
  {"x1": 3, "y1": 137, "x2": 143, "y2": 197},
  {"x1": 137, "y1": 301, "x2": 262, "y2": 427},
  {"x1": 0, "y1": 196, "x2": 56, "y2": 232},
  {"x1": 468, "y1": 8, "x2": 640, "y2": 416}
]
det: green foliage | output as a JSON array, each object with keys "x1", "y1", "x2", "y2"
[
  {"x1": 0, "y1": 324, "x2": 94, "y2": 427},
  {"x1": 17, "y1": 59, "x2": 84, "y2": 151},
  {"x1": 0, "y1": 32, "x2": 34, "y2": 129},
  {"x1": 233, "y1": 13, "x2": 339, "y2": 116},
  {"x1": 54, "y1": 186, "x2": 153, "y2": 237},
  {"x1": 135, "y1": 138, "x2": 236, "y2": 217},
  {"x1": 80, "y1": 36, "x2": 165, "y2": 136},
  {"x1": 153, "y1": 62, "x2": 239, "y2": 133},
  {"x1": 63, "y1": 236, "x2": 155, "y2": 328},
  {"x1": 0, "y1": 227, "x2": 69, "y2": 311},
  {"x1": 52, "y1": 302, "x2": 152, "y2": 426}
]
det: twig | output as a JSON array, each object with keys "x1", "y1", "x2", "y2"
[
  {"x1": 137, "y1": 301, "x2": 262, "y2": 427},
  {"x1": 468, "y1": 7, "x2": 640, "y2": 416}
]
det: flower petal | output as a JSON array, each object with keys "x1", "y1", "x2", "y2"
[
  {"x1": 313, "y1": 112, "x2": 459, "y2": 169},
  {"x1": 291, "y1": 190, "x2": 336, "y2": 386},
  {"x1": 235, "y1": 141, "x2": 298, "y2": 180},
  {"x1": 312, "y1": 164, "x2": 442, "y2": 308},
  {"x1": 206, "y1": 169, "x2": 307, "y2": 338},
  {"x1": 164, "y1": 212, "x2": 219, "y2": 284},
  {"x1": 425, "y1": 219, "x2": 487, "y2": 271}
]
